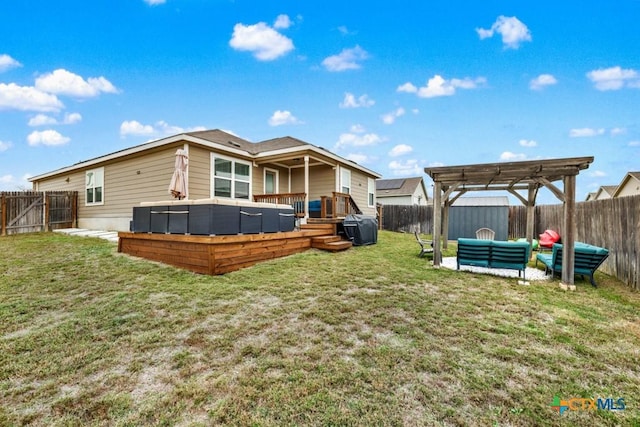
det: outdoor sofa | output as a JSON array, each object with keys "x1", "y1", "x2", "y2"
[
  {"x1": 456, "y1": 238, "x2": 531, "y2": 280},
  {"x1": 535, "y1": 242, "x2": 609, "y2": 287}
]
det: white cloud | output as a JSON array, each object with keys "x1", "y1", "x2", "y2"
[
  {"x1": 476, "y1": 16, "x2": 532, "y2": 49},
  {"x1": 397, "y1": 82, "x2": 418, "y2": 93},
  {"x1": 0, "y1": 174, "x2": 13, "y2": 184},
  {"x1": 27, "y1": 130, "x2": 70, "y2": 146},
  {"x1": 587, "y1": 66, "x2": 640, "y2": 91},
  {"x1": 589, "y1": 170, "x2": 607, "y2": 178},
  {"x1": 120, "y1": 120, "x2": 206, "y2": 136},
  {"x1": 336, "y1": 132, "x2": 384, "y2": 149},
  {"x1": 64, "y1": 112, "x2": 82, "y2": 124},
  {"x1": 388, "y1": 159, "x2": 422, "y2": 176},
  {"x1": 143, "y1": 0, "x2": 166, "y2": 5},
  {"x1": 229, "y1": 22, "x2": 294, "y2": 61},
  {"x1": 120, "y1": 120, "x2": 155, "y2": 136},
  {"x1": 322, "y1": 45, "x2": 368, "y2": 72},
  {"x1": 610, "y1": 127, "x2": 626, "y2": 136},
  {"x1": 345, "y1": 153, "x2": 372, "y2": 164},
  {"x1": 268, "y1": 110, "x2": 302, "y2": 126},
  {"x1": 0, "y1": 140, "x2": 12, "y2": 152},
  {"x1": 273, "y1": 14, "x2": 292, "y2": 29},
  {"x1": 338, "y1": 26, "x2": 356, "y2": 36},
  {"x1": 35, "y1": 69, "x2": 118, "y2": 98},
  {"x1": 400, "y1": 75, "x2": 486, "y2": 99},
  {"x1": 28, "y1": 114, "x2": 57, "y2": 126},
  {"x1": 519, "y1": 139, "x2": 537, "y2": 147},
  {"x1": 530, "y1": 74, "x2": 557, "y2": 90},
  {"x1": 628, "y1": 141, "x2": 640, "y2": 147},
  {"x1": 0, "y1": 83, "x2": 64, "y2": 112},
  {"x1": 389, "y1": 144, "x2": 413, "y2": 157},
  {"x1": 500, "y1": 151, "x2": 527, "y2": 161},
  {"x1": 0, "y1": 54, "x2": 21, "y2": 73},
  {"x1": 339, "y1": 92, "x2": 374, "y2": 108},
  {"x1": 381, "y1": 107, "x2": 405, "y2": 125},
  {"x1": 28, "y1": 112, "x2": 82, "y2": 126},
  {"x1": 569, "y1": 128, "x2": 605, "y2": 138},
  {"x1": 350, "y1": 124, "x2": 366, "y2": 133}
]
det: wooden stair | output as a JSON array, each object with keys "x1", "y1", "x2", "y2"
[{"x1": 311, "y1": 235, "x2": 352, "y2": 252}]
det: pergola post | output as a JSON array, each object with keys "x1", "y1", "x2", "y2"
[
  {"x1": 562, "y1": 175, "x2": 576, "y2": 285},
  {"x1": 526, "y1": 183, "x2": 536, "y2": 249},
  {"x1": 442, "y1": 198, "x2": 450, "y2": 249},
  {"x1": 432, "y1": 181, "x2": 442, "y2": 266}
]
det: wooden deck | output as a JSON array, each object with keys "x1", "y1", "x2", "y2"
[{"x1": 118, "y1": 225, "x2": 350, "y2": 275}]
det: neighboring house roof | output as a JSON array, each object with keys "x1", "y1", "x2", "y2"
[
  {"x1": 376, "y1": 177, "x2": 428, "y2": 200},
  {"x1": 594, "y1": 185, "x2": 618, "y2": 199},
  {"x1": 451, "y1": 196, "x2": 509, "y2": 206},
  {"x1": 585, "y1": 191, "x2": 597, "y2": 201},
  {"x1": 612, "y1": 171, "x2": 640, "y2": 197},
  {"x1": 30, "y1": 129, "x2": 381, "y2": 182}
]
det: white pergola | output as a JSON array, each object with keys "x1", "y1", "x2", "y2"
[{"x1": 424, "y1": 156, "x2": 594, "y2": 285}]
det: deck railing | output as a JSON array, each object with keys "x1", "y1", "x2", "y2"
[
  {"x1": 320, "y1": 192, "x2": 362, "y2": 218},
  {"x1": 254, "y1": 193, "x2": 306, "y2": 217},
  {"x1": 254, "y1": 191, "x2": 361, "y2": 219}
]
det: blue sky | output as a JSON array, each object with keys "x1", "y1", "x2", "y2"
[{"x1": 1, "y1": 0, "x2": 639, "y2": 204}]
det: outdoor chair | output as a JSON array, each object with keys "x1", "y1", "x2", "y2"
[
  {"x1": 475, "y1": 227, "x2": 495, "y2": 240},
  {"x1": 415, "y1": 231, "x2": 441, "y2": 262}
]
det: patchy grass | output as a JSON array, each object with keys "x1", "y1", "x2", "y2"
[{"x1": 0, "y1": 231, "x2": 638, "y2": 426}]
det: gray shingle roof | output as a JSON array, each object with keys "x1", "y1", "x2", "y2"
[{"x1": 376, "y1": 177, "x2": 425, "y2": 197}]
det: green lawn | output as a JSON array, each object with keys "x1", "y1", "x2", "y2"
[{"x1": 1, "y1": 231, "x2": 638, "y2": 426}]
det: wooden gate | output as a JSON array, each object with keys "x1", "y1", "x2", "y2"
[{"x1": 0, "y1": 191, "x2": 77, "y2": 236}]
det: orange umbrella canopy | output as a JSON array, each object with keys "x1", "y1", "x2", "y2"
[{"x1": 168, "y1": 148, "x2": 188, "y2": 199}]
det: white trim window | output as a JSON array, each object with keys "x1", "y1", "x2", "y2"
[
  {"x1": 85, "y1": 167, "x2": 104, "y2": 206},
  {"x1": 211, "y1": 154, "x2": 251, "y2": 199},
  {"x1": 264, "y1": 168, "x2": 279, "y2": 194},
  {"x1": 340, "y1": 167, "x2": 351, "y2": 194},
  {"x1": 368, "y1": 177, "x2": 375, "y2": 207}
]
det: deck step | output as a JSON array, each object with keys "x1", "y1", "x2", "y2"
[{"x1": 311, "y1": 236, "x2": 352, "y2": 252}]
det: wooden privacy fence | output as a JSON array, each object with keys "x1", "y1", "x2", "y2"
[
  {"x1": 0, "y1": 191, "x2": 77, "y2": 236},
  {"x1": 382, "y1": 196, "x2": 640, "y2": 290},
  {"x1": 380, "y1": 205, "x2": 434, "y2": 234}
]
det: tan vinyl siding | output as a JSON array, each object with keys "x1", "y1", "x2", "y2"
[
  {"x1": 290, "y1": 165, "x2": 335, "y2": 200},
  {"x1": 187, "y1": 145, "x2": 212, "y2": 199},
  {"x1": 252, "y1": 164, "x2": 290, "y2": 196},
  {"x1": 617, "y1": 180, "x2": 640, "y2": 197},
  {"x1": 350, "y1": 170, "x2": 376, "y2": 216}
]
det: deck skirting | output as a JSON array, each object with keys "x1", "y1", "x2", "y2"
[{"x1": 118, "y1": 229, "x2": 334, "y2": 275}]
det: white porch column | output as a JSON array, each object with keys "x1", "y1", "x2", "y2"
[{"x1": 304, "y1": 156, "x2": 309, "y2": 219}]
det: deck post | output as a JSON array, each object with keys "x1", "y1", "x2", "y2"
[{"x1": 304, "y1": 156, "x2": 309, "y2": 220}]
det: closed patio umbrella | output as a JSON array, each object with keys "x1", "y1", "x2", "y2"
[{"x1": 168, "y1": 148, "x2": 188, "y2": 199}]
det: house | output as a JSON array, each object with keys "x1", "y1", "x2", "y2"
[
  {"x1": 585, "y1": 191, "x2": 597, "y2": 201},
  {"x1": 612, "y1": 172, "x2": 640, "y2": 198},
  {"x1": 29, "y1": 129, "x2": 381, "y2": 231},
  {"x1": 592, "y1": 185, "x2": 618, "y2": 200},
  {"x1": 375, "y1": 177, "x2": 429, "y2": 206}
]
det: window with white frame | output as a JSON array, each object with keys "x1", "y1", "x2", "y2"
[
  {"x1": 212, "y1": 154, "x2": 251, "y2": 199},
  {"x1": 340, "y1": 168, "x2": 351, "y2": 194},
  {"x1": 368, "y1": 178, "x2": 375, "y2": 207},
  {"x1": 85, "y1": 167, "x2": 104, "y2": 206}
]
